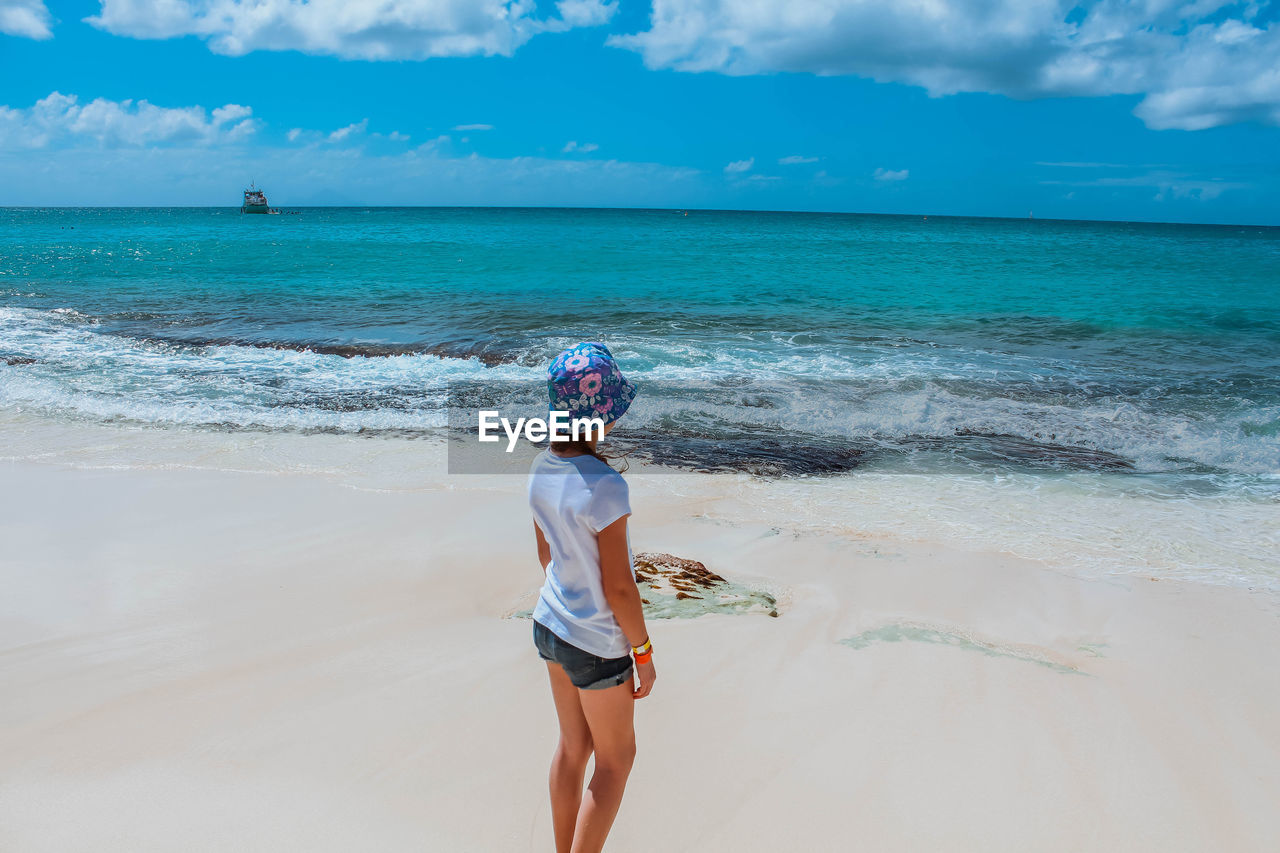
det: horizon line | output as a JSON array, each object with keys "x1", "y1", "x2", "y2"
[{"x1": 2, "y1": 204, "x2": 1277, "y2": 230}]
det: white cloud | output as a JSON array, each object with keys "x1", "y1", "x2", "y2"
[
  {"x1": 453, "y1": 123, "x2": 493, "y2": 131},
  {"x1": 562, "y1": 140, "x2": 599, "y2": 153},
  {"x1": 1035, "y1": 161, "x2": 1130, "y2": 168},
  {"x1": 873, "y1": 167, "x2": 908, "y2": 182},
  {"x1": 85, "y1": 0, "x2": 617, "y2": 60},
  {"x1": 283, "y1": 120, "x2": 406, "y2": 145},
  {"x1": 813, "y1": 169, "x2": 842, "y2": 187},
  {"x1": 0, "y1": 91, "x2": 257, "y2": 149},
  {"x1": 0, "y1": 94, "x2": 706, "y2": 207},
  {"x1": 557, "y1": 0, "x2": 615, "y2": 27},
  {"x1": 610, "y1": 0, "x2": 1280, "y2": 131},
  {"x1": 1041, "y1": 168, "x2": 1250, "y2": 201},
  {"x1": 328, "y1": 119, "x2": 369, "y2": 142},
  {"x1": 724, "y1": 157, "x2": 753, "y2": 173},
  {"x1": 416, "y1": 134, "x2": 452, "y2": 152},
  {"x1": 779, "y1": 155, "x2": 818, "y2": 165},
  {"x1": 0, "y1": 0, "x2": 52, "y2": 38},
  {"x1": 0, "y1": 135, "x2": 706, "y2": 207}
]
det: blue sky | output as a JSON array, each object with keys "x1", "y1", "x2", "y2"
[{"x1": 2, "y1": 0, "x2": 1279, "y2": 224}]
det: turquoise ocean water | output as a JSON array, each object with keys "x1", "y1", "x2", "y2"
[{"x1": 2, "y1": 207, "x2": 1278, "y2": 580}]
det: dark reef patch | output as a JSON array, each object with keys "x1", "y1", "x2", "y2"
[{"x1": 109, "y1": 331, "x2": 525, "y2": 366}]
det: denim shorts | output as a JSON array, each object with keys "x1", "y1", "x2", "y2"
[{"x1": 534, "y1": 620, "x2": 633, "y2": 691}]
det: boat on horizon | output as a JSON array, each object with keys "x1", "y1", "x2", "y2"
[{"x1": 242, "y1": 182, "x2": 278, "y2": 214}]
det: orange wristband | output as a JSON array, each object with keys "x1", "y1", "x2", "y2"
[{"x1": 633, "y1": 650, "x2": 652, "y2": 665}]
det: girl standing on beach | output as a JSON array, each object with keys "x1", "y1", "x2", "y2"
[{"x1": 529, "y1": 342, "x2": 656, "y2": 853}]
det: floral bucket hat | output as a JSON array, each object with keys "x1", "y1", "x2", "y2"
[{"x1": 548, "y1": 341, "x2": 637, "y2": 426}]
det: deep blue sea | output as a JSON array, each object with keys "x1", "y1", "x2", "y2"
[{"x1": 2, "y1": 206, "x2": 1278, "y2": 494}]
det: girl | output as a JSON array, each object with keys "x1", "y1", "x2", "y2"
[{"x1": 529, "y1": 342, "x2": 656, "y2": 853}]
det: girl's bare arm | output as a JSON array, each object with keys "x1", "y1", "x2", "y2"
[
  {"x1": 597, "y1": 515, "x2": 646, "y2": 646},
  {"x1": 598, "y1": 515, "x2": 656, "y2": 698},
  {"x1": 534, "y1": 522, "x2": 551, "y2": 571}
]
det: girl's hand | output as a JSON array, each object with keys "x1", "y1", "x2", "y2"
[{"x1": 633, "y1": 659, "x2": 656, "y2": 699}]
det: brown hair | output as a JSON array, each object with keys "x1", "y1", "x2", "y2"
[{"x1": 548, "y1": 437, "x2": 628, "y2": 472}]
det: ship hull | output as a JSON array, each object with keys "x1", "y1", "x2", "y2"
[{"x1": 241, "y1": 203, "x2": 271, "y2": 214}]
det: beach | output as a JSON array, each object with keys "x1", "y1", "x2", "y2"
[
  {"x1": 3, "y1": 421, "x2": 1279, "y2": 852},
  {"x1": 8, "y1": 0, "x2": 1280, "y2": 844},
  {"x1": 3, "y1": 207, "x2": 1279, "y2": 849}
]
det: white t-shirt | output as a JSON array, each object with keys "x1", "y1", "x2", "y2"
[{"x1": 529, "y1": 449, "x2": 632, "y2": 659}]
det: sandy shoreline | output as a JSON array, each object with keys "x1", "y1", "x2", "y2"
[{"x1": 3, "y1": 454, "x2": 1279, "y2": 851}]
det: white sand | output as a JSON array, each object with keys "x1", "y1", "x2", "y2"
[{"x1": 2, "y1": 450, "x2": 1279, "y2": 851}]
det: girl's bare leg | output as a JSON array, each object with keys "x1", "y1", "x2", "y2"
[
  {"x1": 570, "y1": 678, "x2": 636, "y2": 853},
  {"x1": 546, "y1": 664, "x2": 594, "y2": 853}
]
